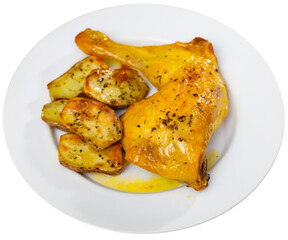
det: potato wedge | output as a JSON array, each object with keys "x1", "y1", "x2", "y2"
[
  {"x1": 59, "y1": 133, "x2": 123, "y2": 174},
  {"x1": 84, "y1": 68, "x2": 149, "y2": 107},
  {"x1": 47, "y1": 56, "x2": 108, "y2": 100},
  {"x1": 41, "y1": 100, "x2": 68, "y2": 131},
  {"x1": 60, "y1": 97, "x2": 122, "y2": 150}
]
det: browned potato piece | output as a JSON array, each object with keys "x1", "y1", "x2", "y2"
[
  {"x1": 59, "y1": 133, "x2": 123, "y2": 174},
  {"x1": 60, "y1": 97, "x2": 122, "y2": 150},
  {"x1": 47, "y1": 56, "x2": 108, "y2": 101},
  {"x1": 41, "y1": 100, "x2": 68, "y2": 131},
  {"x1": 84, "y1": 68, "x2": 149, "y2": 107}
]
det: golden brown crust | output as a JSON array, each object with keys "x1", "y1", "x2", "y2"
[
  {"x1": 84, "y1": 68, "x2": 149, "y2": 107},
  {"x1": 47, "y1": 56, "x2": 108, "y2": 101},
  {"x1": 60, "y1": 97, "x2": 123, "y2": 150},
  {"x1": 59, "y1": 133, "x2": 123, "y2": 174},
  {"x1": 120, "y1": 63, "x2": 227, "y2": 190},
  {"x1": 75, "y1": 29, "x2": 218, "y2": 89}
]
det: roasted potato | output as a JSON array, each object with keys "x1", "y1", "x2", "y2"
[
  {"x1": 60, "y1": 97, "x2": 123, "y2": 150},
  {"x1": 84, "y1": 68, "x2": 149, "y2": 107},
  {"x1": 47, "y1": 56, "x2": 108, "y2": 100},
  {"x1": 59, "y1": 133, "x2": 123, "y2": 174},
  {"x1": 41, "y1": 100, "x2": 68, "y2": 131}
]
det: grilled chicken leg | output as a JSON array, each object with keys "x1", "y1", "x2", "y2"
[
  {"x1": 76, "y1": 29, "x2": 217, "y2": 89},
  {"x1": 75, "y1": 29, "x2": 228, "y2": 190}
]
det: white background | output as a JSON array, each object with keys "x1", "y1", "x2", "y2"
[{"x1": 0, "y1": 0, "x2": 287, "y2": 239}]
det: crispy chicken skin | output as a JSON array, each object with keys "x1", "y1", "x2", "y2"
[
  {"x1": 75, "y1": 29, "x2": 228, "y2": 190},
  {"x1": 76, "y1": 29, "x2": 217, "y2": 89}
]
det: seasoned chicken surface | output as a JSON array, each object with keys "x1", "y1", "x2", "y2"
[
  {"x1": 75, "y1": 29, "x2": 228, "y2": 190},
  {"x1": 76, "y1": 29, "x2": 217, "y2": 89}
]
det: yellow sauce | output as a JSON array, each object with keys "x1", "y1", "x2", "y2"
[
  {"x1": 88, "y1": 149, "x2": 220, "y2": 193},
  {"x1": 89, "y1": 172, "x2": 182, "y2": 193},
  {"x1": 206, "y1": 148, "x2": 220, "y2": 169}
]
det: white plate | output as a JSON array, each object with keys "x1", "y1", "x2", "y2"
[{"x1": 3, "y1": 4, "x2": 284, "y2": 233}]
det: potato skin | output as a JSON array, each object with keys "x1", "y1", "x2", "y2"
[
  {"x1": 59, "y1": 133, "x2": 123, "y2": 174},
  {"x1": 47, "y1": 56, "x2": 108, "y2": 101},
  {"x1": 60, "y1": 97, "x2": 123, "y2": 150},
  {"x1": 41, "y1": 100, "x2": 68, "y2": 131},
  {"x1": 84, "y1": 68, "x2": 149, "y2": 107}
]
